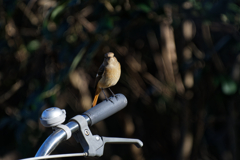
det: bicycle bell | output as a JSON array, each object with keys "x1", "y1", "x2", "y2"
[{"x1": 40, "y1": 107, "x2": 66, "y2": 127}]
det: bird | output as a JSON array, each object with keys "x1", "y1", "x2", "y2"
[{"x1": 92, "y1": 52, "x2": 121, "y2": 107}]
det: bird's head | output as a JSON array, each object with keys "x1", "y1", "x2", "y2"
[{"x1": 104, "y1": 52, "x2": 118, "y2": 64}]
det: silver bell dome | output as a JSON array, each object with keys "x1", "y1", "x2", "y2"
[{"x1": 40, "y1": 107, "x2": 66, "y2": 127}]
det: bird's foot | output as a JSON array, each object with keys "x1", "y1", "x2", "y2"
[
  {"x1": 106, "y1": 97, "x2": 114, "y2": 104},
  {"x1": 113, "y1": 94, "x2": 118, "y2": 100},
  {"x1": 108, "y1": 88, "x2": 118, "y2": 100}
]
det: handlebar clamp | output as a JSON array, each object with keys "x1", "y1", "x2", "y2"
[{"x1": 70, "y1": 115, "x2": 143, "y2": 157}]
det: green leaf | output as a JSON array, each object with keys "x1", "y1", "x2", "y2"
[
  {"x1": 105, "y1": 18, "x2": 113, "y2": 29},
  {"x1": 50, "y1": 4, "x2": 66, "y2": 20},
  {"x1": 221, "y1": 80, "x2": 237, "y2": 95},
  {"x1": 228, "y1": 3, "x2": 240, "y2": 13},
  {"x1": 27, "y1": 40, "x2": 40, "y2": 52},
  {"x1": 66, "y1": 34, "x2": 78, "y2": 43},
  {"x1": 69, "y1": 48, "x2": 86, "y2": 72},
  {"x1": 137, "y1": 4, "x2": 151, "y2": 12}
]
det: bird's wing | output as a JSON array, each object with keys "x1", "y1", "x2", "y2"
[{"x1": 94, "y1": 63, "x2": 105, "y2": 89}]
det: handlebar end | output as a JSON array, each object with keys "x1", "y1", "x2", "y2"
[{"x1": 83, "y1": 93, "x2": 127, "y2": 126}]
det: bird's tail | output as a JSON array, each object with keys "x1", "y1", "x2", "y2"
[{"x1": 92, "y1": 87, "x2": 101, "y2": 107}]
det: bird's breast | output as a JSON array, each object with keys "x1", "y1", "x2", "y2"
[{"x1": 98, "y1": 63, "x2": 121, "y2": 88}]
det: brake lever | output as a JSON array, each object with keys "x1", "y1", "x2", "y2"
[
  {"x1": 71, "y1": 115, "x2": 143, "y2": 157},
  {"x1": 102, "y1": 137, "x2": 143, "y2": 148}
]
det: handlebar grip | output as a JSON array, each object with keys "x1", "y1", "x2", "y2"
[{"x1": 83, "y1": 94, "x2": 127, "y2": 126}]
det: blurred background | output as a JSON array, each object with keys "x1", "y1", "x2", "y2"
[{"x1": 0, "y1": 0, "x2": 240, "y2": 159}]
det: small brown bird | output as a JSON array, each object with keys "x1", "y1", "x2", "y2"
[{"x1": 92, "y1": 52, "x2": 121, "y2": 107}]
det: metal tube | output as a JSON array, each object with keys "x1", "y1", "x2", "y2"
[
  {"x1": 35, "y1": 121, "x2": 79, "y2": 157},
  {"x1": 22, "y1": 153, "x2": 87, "y2": 160}
]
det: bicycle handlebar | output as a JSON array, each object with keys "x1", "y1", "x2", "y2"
[
  {"x1": 83, "y1": 94, "x2": 127, "y2": 126},
  {"x1": 35, "y1": 94, "x2": 127, "y2": 157}
]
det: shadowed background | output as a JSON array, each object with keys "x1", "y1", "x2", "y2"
[{"x1": 0, "y1": 0, "x2": 240, "y2": 160}]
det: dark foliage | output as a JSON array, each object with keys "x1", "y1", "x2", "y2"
[{"x1": 0, "y1": 0, "x2": 240, "y2": 160}]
